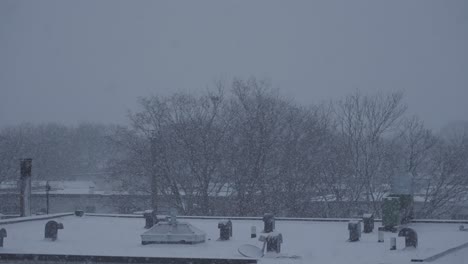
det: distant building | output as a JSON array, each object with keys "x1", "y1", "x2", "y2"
[
  {"x1": 0, "y1": 180, "x2": 153, "y2": 214},
  {"x1": 0, "y1": 180, "x2": 232, "y2": 216},
  {"x1": 1, "y1": 180, "x2": 467, "y2": 219}
]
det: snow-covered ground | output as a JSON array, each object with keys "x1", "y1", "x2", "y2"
[{"x1": 1, "y1": 215, "x2": 467, "y2": 264}]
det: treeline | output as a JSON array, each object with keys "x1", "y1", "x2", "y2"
[
  {"x1": 0, "y1": 123, "x2": 115, "y2": 181},
  {"x1": 111, "y1": 78, "x2": 468, "y2": 218},
  {"x1": 1, "y1": 78, "x2": 467, "y2": 218}
]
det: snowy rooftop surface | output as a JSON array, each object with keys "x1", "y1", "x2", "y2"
[
  {"x1": 1, "y1": 215, "x2": 468, "y2": 264},
  {"x1": 432, "y1": 247, "x2": 468, "y2": 264}
]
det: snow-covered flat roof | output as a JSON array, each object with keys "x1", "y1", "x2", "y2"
[{"x1": 1, "y1": 215, "x2": 467, "y2": 264}]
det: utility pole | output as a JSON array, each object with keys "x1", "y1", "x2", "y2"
[
  {"x1": 19, "y1": 158, "x2": 32, "y2": 217},
  {"x1": 46, "y1": 181, "x2": 51, "y2": 214}
]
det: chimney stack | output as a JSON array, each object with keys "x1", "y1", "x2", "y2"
[{"x1": 19, "y1": 158, "x2": 32, "y2": 217}]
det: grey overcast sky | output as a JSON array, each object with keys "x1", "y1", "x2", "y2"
[{"x1": 1, "y1": 0, "x2": 467, "y2": 129}]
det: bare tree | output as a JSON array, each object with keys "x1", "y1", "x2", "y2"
[
  {"x1": 222, "y1": 78, "x2": 290, "y2": 215},
  {"x1": 115, "y1": 86, "x2": 229, "y2": 215},
  {"x1": 167, "y1": 88, "x2": 228, "y2": 215},
  {"x1": 397, "y1": 117, "x2": 437, "y2": 176},
  {"x1": 122, "y1": 95, "x2": 188, "y2": 213},
  {"x1": 416, "y1": 123, "x2": 468, "y2": 218},
  {"x1": 334, "y1": 91, "x2": 407, "y2": 216},
  {"x1": 270, "y1": 104, "x2": 332, "y2": 216}
]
